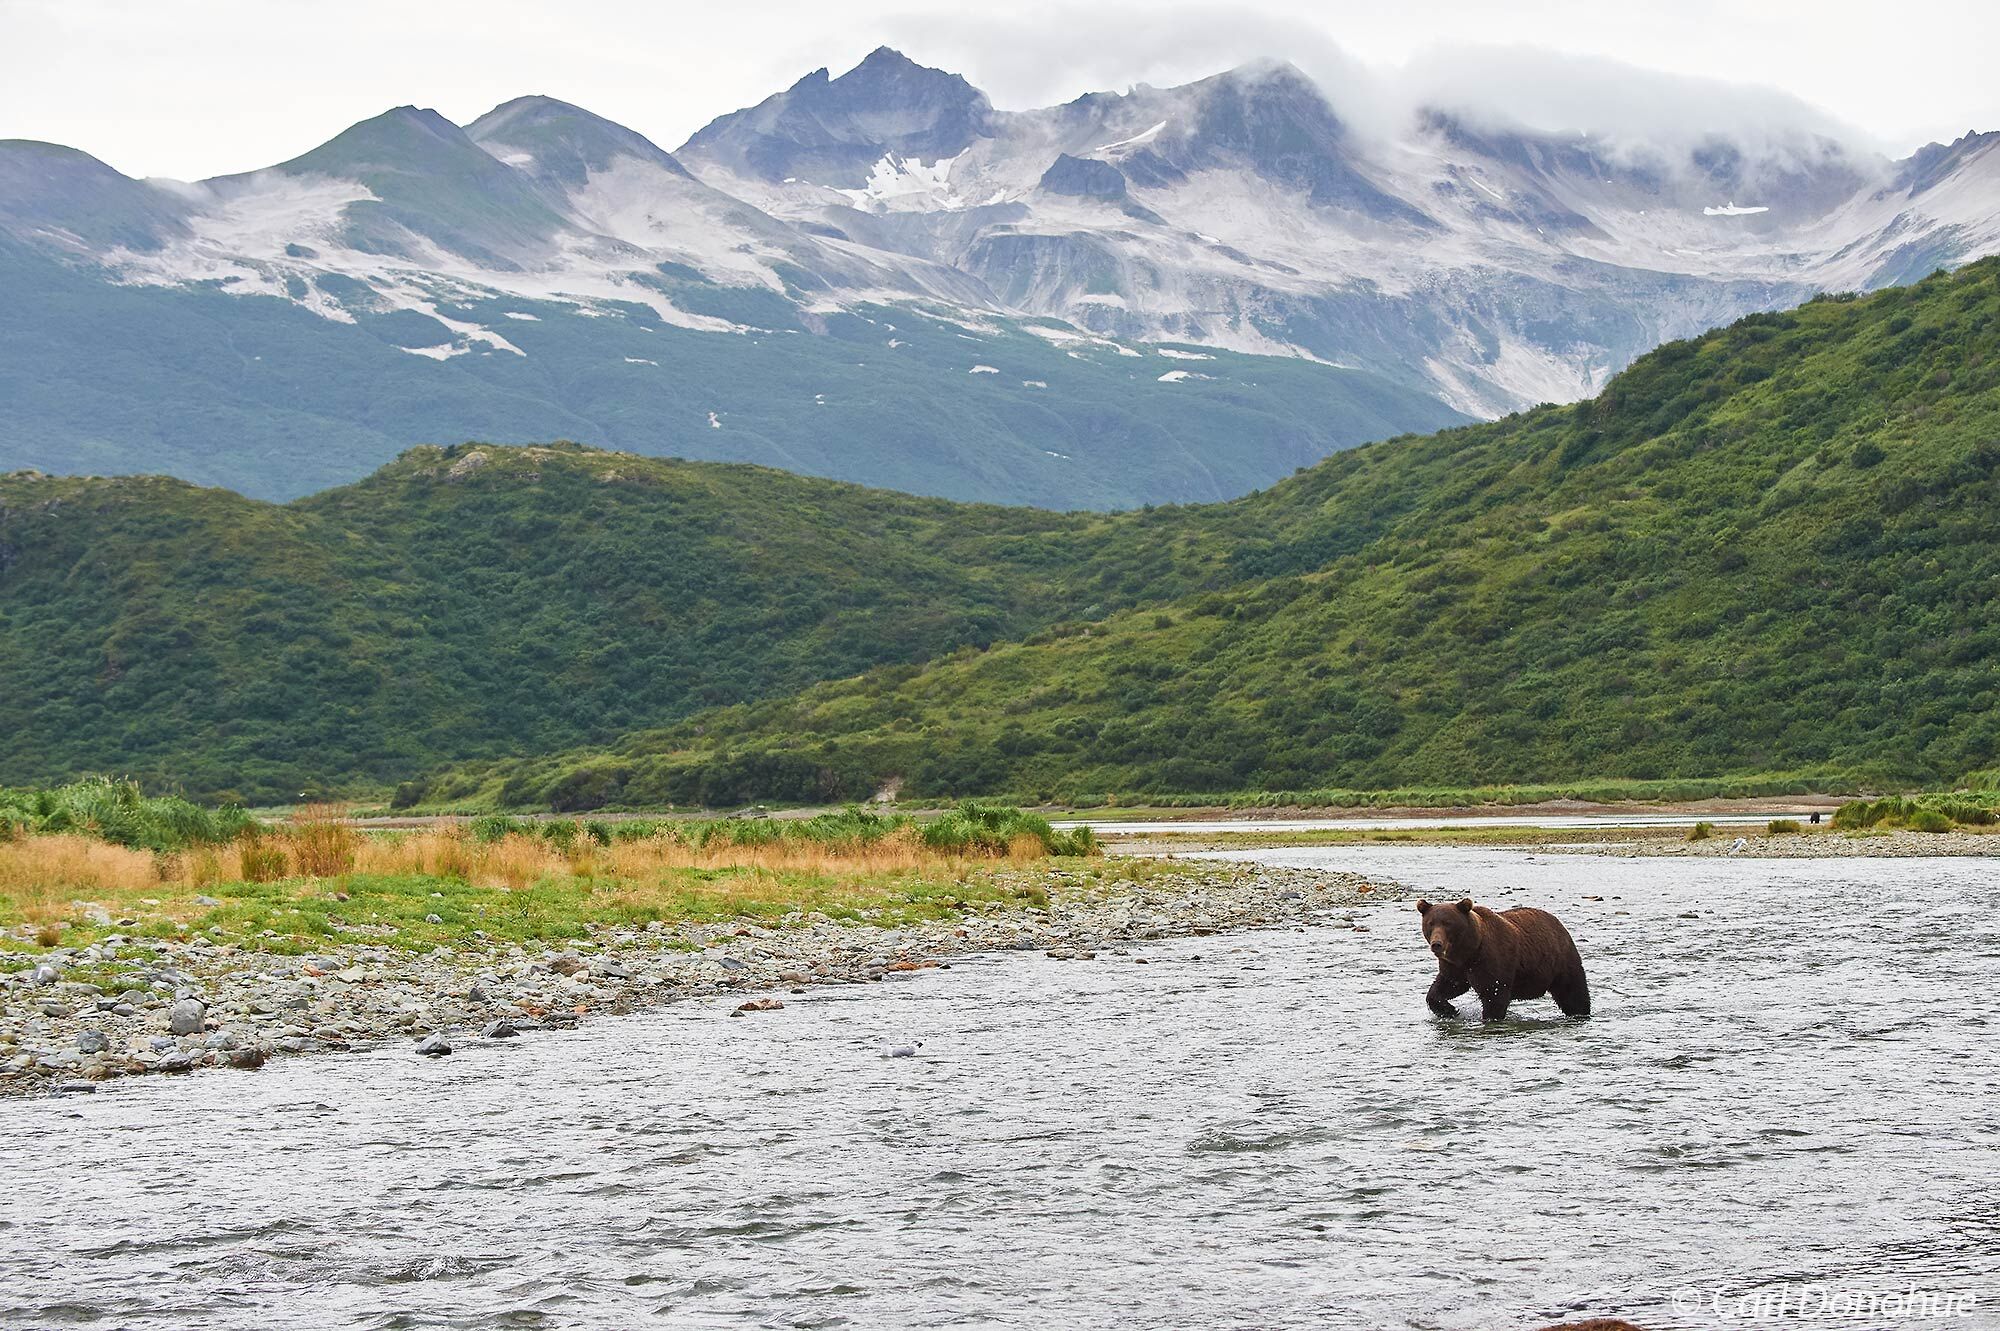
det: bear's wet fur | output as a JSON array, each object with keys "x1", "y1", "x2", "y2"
[{"x1": 1416, "y1": 898, "x2": 1590, "y2": 1020}]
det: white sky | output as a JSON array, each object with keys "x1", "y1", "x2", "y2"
[{"x1": 2, "y1": 0, "x2": 1995, "y2": 180}]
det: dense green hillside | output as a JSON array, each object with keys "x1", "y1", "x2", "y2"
[
  {"x1": 0, "y1": 445, "x2": 1246, "y2": 802},
  {"x1": 445, "y1": 261, "x2": 2000, "y2": 807}
]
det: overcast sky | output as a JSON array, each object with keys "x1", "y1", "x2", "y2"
[{"x1": 3, "y1": 0, "x2": 1996, "y2": 180}]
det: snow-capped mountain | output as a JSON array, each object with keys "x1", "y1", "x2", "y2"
[
  {"x1": 677, "y1": 49, "x2": 2000, "y2": 415},
  {"x1": 2, "y1": 48, "x2": 1998, "y2": 505}
]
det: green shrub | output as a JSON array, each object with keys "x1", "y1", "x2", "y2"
[
  {"x1": 917, "y1": 802, "x2": 1097, "y2": 856},
  {"x1": 467, "y1": 814, "x2": 522, "y2": 844},
  {"x1": 1907, "y1": 809, "x2": 1954, "y2": 833},
  {"x1": 1766, "y1": 819, "x2": 1804, "y2": 834},
  {"x1": 1687, "y1": 821, "x2": 1713, "y2": 841},
  {"x1": 0, "y1": 777, "x2": 253, "y2": 852}
]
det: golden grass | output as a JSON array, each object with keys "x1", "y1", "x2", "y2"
[
  {"x1": 348, "y1": 826, "x2": 1052, "y2": 890},
  {"x1": 0, "y1": 823, "x2": 1071, "y2": 948},
  {"x1": 0, "y1": 834, "x2": 165, "y2": 923}
]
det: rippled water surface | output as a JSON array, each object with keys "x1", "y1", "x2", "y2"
[{"x1": 4, "y1": 848, "x2": 1996, "y2": 1330}]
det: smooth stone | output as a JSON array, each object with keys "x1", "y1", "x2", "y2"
[
  {"x1": 76, "y1": 1031, "x2": 110, "y2": 1055},
  {"x1": 50, "y1": 1080, "x2": 98, "y2": 1095},
  {"x1": 168, "y1": 998, "x2": 206, "y2": 1036},
  {"x1": 414, "y1": 1033, "x2": 453, "y2": 1057},
  {"x1": 481, "y1": 1020, "x2": 520, "y2": 1039}
]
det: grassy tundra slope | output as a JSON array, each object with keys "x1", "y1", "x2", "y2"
[
  {"x1": 0, "y1": 446, "x2": 1248, "y2": 802},
  {"x1": 456, "y1": 261, "x2": 2000, "y2": 806}
]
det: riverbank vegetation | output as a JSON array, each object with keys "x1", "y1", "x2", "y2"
[{"x1": 0, "y1": 799, "x2": 1098, "y2": 961}]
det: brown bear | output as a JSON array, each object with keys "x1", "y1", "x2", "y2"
[{"x1": 1415, "y1": 898, "x2": 1590, "y2": 1020}]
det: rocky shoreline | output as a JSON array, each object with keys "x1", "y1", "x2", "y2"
[
  {"x1": 1, "y1": 862, "x2": 1383, "y2": 1098},
  {"x1": 1529, "y1": 829, "x2": 2000, "y2": 858}
]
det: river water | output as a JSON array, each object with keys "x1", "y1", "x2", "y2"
[{"x1": 3, "y1": 847, "x2": 1994, "y2": 1330}]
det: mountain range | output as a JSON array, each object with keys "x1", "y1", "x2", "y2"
[{"x1": 4, "y1": 48, "x2": 1998, "y2": 506}]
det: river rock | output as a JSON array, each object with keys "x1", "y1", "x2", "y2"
[
  {"x1": 481, "y1": 1020, "x2": 520, "y2": 1039},
  {"x1": 414, "y1": 1033, "x2": 452, "y2": 1057},
  {"x1": 75, "y1": 1031, "x2": 109, "y2": 1055},
  {"x1": 731, "y1": 997, "x2": 784, "y2": 1016},
  {"x1": 167, "y1": 999, "x2": 207, "y2": 1035}
]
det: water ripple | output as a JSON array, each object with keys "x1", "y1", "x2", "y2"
[{"x1": 4, "y1": 849, "x2": 1996, "y2": 1329}]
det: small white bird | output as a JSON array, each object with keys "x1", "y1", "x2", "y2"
[
  {"x1": 883, "y1": 1041, "x2": 923, "y2": 1059},
  {"x1": 1729, "y1": 836, "x2": 1748, "y2": 854}
]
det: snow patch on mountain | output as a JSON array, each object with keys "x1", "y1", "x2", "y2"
[
  {"x1": 1095, "y1": 121, "x2": 1168, "y2": 156},
  {"x1": 834, "y1": 152, "x2": 966, "y2": 212}
]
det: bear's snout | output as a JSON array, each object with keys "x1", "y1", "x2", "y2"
[{"x1": 1429, "y1": 938, "x2": 1447, "y2": 958}]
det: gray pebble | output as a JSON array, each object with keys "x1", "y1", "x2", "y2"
[{"x1": 414, "y1": 1033, "x2": 453, "y2": 1057}]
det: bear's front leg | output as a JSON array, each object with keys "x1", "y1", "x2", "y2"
[
  {"x1": 1427, "y1": 969, "x2": 1469, "y2": 1016},
  {"x1": 1478, "y1": 983, "x2": 1513, "y2": 1021}
]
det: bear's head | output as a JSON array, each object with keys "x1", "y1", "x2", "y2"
[{"x1": 1414, "y1": 898, "x2": 1481, "y2": 965}]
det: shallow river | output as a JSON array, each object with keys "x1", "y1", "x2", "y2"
[{"x1": 3, "y1": 847, "x2": 1995, "y2": 1330}]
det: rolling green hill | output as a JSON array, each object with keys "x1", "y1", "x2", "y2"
[
  {"x1": 442, "y1": 260, "x2": 2000, "y2": 807},
  {"x1": 0, "y1": 444, "x2": 1249, "y2": 802}
]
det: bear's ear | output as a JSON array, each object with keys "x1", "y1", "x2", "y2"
[
  {"x1": 1415, "y1": 898, "x2": 1432, "y2": 914},
  {"x1": 1454, "y1": 898, "x2": 1475, "y2": 914}
]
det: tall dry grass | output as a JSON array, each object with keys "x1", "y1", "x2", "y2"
[
  {"x1": 0, "y1": 834, "x2": 165, "y2": 923},
  {"x1": 289, "y1": 804, "x2": 358, "y2": 877},
  {"x1": 1, "y1": 820, "x2": 1054, "y2": 927},
  {"x1": 350, "y1": 824, "x2": 1047, "y2": 891}
]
